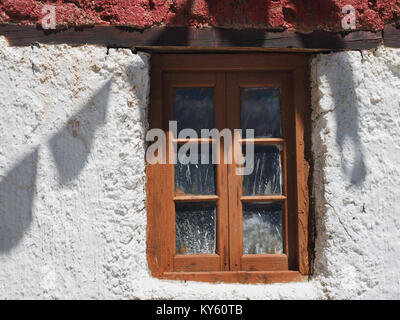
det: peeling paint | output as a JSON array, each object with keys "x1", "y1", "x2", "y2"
[{"x1": 0, "y1": 1, "x2": 398, "y2": 32}]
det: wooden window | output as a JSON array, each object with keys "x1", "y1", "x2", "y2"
[{"x1": 147, "y1": 54, "x2": 310, "y2": 284}]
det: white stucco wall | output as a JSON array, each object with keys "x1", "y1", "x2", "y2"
[
  {"x1": 311, "y1": 48, "x2": 400, "y2": 299},
  {"x1": 0, "y1": 36, "x2": 399, "y2": 299}
]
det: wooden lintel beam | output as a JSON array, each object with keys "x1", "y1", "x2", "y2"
[{"x1": 0, "y1": 25, "x2": 387, "y2": 51}]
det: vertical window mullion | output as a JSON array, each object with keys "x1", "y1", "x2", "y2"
[{"x1": 226, "y1": 72, "x2": 243, "y2": 271}]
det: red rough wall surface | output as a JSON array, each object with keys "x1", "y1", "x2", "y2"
[{"x1": 0, "y1": 0, "x2": 399, "y2": 32}]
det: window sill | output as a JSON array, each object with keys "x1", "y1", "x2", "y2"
[{"x1": 159, "y1": 271, "x2": 304, "y2": 284}]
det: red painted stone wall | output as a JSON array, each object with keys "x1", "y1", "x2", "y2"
[{"x1": 0, "y1": 0, "x2": 399, "y2": 32}]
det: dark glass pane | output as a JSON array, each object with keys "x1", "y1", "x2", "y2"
[
  {"x1": 175, "y1": 144, "x2": 216, "y2": 195},
  {"x1": 241, "y1": 87, "x2": 281, "y2": 138},
  {"x1": 243, "y1": 202, "x2": 284, "y2": 255},
  {"x1": 242, "y1": 145, "x2": 283, "y2": 196},
  {"x1": 175, "y1": 202, "x2": 217, "y2": 255},
  {"x1": 174, "y1": 88, "x2": 214, "y2": 135}
]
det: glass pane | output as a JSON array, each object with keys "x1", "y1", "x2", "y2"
[
  {"x1": 243, "y1": 202, "x2": 284, "y2": 255},
  {"x1": 242, "y1": 145, "x2": 283, "y2": 196},
  {"x1": 175, "y1": 144, "x2": 216, "y2": 195},
  {"x1": 241, "y1": 87, "x2": 282, "y2": 138},
  {"x1": 174, "y1": 87, "x2": 214, "y2": 135},
  {"x1": 175, "y1": 202, "x2": 217, "y2": 255}
]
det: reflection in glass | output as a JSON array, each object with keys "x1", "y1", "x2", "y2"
[
  {"x1": 175, "y1": 202, "x2": 217, "y2": 255},
  {"x1": 175, "y1": 144, "x2": 216, "y2": 195},
  {"x1": 243, "y1": 202, "x2": 283, "y2": 255},
  {"x1": 242, "y1": 145, "x2": 283, "y2": 196},
  {"x1": 174, "y1": 88, "x2": 214, "y2": 135},
  {"x1": 241, "y1": 87, "x2": 281, "y2": 138}
]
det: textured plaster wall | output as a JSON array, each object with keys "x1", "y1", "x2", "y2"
[
  {"x1": 0, "y1": 38, "x2": 151, "y2": 299},
  {"x1": 0, "y1": 37, "x2": 399, "y2": 299},
  {"x1": 311, "y1": 48, "x2": 400, "y2": 299}
]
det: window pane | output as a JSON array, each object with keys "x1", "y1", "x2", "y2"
[
  {"x1": 174, "y1": 87, "x2": 214, "y2": 135},
  {"x1": 175, "y1": 144, "x2": 216, "y2": 195},
  {"x1": 241, "y1": 87, "x2": 281, "y2": 138},
  {"x1": 175, "y1": 202, "x2": 217, "y2": 255},
  {"x1": 242, "y1": 145, "x2": 283, "y2": 196},
  {"x1": 243, "y1": 202, "x2": 283, "y2": 255}
]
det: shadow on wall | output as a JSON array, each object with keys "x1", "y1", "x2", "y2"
[
  {"x1": 331, "y1": 60, "x2": 366, "y2": 186},
  {"x1": 0, "y1": 149, "x2": 38, "y2": 252},
  {"x1": 49, "y1": 78, "x2": 112, "y2": 184},
  {"x1": 300, "y1": 32, "x2": 367, "y2": 185},
  {"x1": 0, "y1": 78, "x2": 112, "y2": 252},
  {"x1": 315, "y1": 51, "x2": 367, "y2": 277},
  {"x1": 299, "y1": 33, "x2": 367, "y2": 276}
]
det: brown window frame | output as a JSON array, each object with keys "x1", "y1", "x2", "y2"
[{"x1": 147, "y1": 53, "x2": 310, "y2": 284}]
